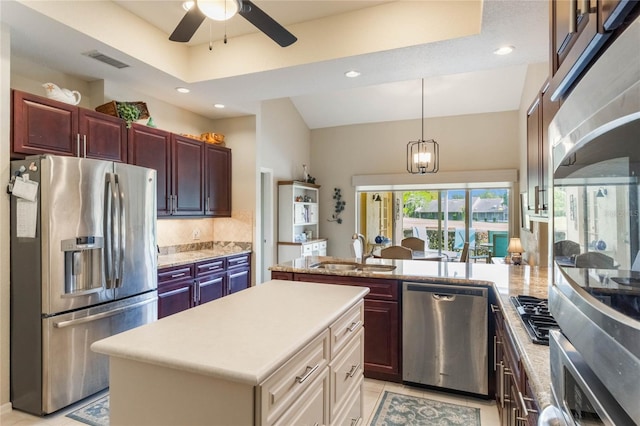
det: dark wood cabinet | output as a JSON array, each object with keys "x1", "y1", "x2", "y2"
[
  {"x1": 526, "y1": 80, "x2": 559, "y2": 216},
  {"x1": 195, "y1": 258, "x2": 226, "y2": 305},
  {"x1": 492, "y1": 303, "x2": 539, "y2": 426},
  {"x1": 11, "y1": 90, "x2": 231, "y2": 218},
  {"x1": 204, "y1": 144, "x2": 232, "y2": 217},
  {"x1": 157, "y1": 264, "x2": 196, "y2": 319},
  {"x1": 158, "y1": 253, "x2": 251, "y2": 318},
  {"x1": 12, "y1": 90, "x2": 127, "y2": 161},
  {"x1": 172, "y1": 134, "x2": 205, "y2": 216},
  {"x1": 226, "y1": 253, "x2": 251, "y2": 295},
  {"x1": 129, "y1": 128, "x2": 206, "y2": 217},
  {"x1": 549, "y1": 0, "x2": 638, "y2": 102},
  {"x1": 128, "y1": 124, "x2": 173, "y2": 216},
  {"x1": 289, "y1": 273, "x2": 401, "y2": 382}
]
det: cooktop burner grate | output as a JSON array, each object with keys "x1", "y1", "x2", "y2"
[{"x1": 510, "y1": 295, "x2": 560, "y2": 345}]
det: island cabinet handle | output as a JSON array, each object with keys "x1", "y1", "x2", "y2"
[
  {"x1": 347, "y1": 363, "x2": 361, "y2": 378},
  {"x1": 347, "y1": 320, "x2": 362, "y2": 332},
  {"x1": 295, "y1": 364, "x2": 319, "y2": 384},
  {"x1": 350, "y1": 417, "x2": 363, "y2": 426},
  {"x1": 490, "y1": 304, "x2": 500, "y2": 314},
  {"x1": 171, "y1": 273, "x2": 185, "y2": 278}
]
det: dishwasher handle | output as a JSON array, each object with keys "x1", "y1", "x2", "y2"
[{"x1": 404, "y1": 282, "x2": 487, "y2": 298}]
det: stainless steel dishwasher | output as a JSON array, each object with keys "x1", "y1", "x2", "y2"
[{"x1": 402, "y1": 282, "x2": 488, "y2": 395}]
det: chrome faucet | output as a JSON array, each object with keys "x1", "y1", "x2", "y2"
[{"x1": 352, "y1": 233, "x2": 373, "y2": 263}]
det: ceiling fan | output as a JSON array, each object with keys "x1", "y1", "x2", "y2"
[{"x1": 169, "y1": 0, "x2": 297, "y2": 47}]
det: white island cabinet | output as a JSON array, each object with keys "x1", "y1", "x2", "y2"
[{"x1": 91, "y1": 280, "x2": 369, "y2": 426}]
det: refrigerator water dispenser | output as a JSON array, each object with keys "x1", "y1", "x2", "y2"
[{"x1": 62, "y1": 236, "x2": 104, "y2": 294}]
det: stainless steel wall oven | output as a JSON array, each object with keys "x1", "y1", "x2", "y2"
[{"x1": 547, "y1": 15, "x2": 640, "y2": 426}]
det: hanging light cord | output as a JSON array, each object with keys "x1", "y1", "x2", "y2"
[{"x1": 421, "y1": 78, "x2": 425, "y2": 142}]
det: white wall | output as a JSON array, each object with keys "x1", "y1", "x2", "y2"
[
  {"x1": 257, "y1": 98, "x2": 311, "y2": 271},
  {"x1": 311, "y1": 111, "x2": 521, "y2": 258}
]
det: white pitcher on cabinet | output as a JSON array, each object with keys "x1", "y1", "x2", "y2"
[{"x1": 42, "y1": 82, "x2": 81, "y2": 105}]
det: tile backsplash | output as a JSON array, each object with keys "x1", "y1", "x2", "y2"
[{"x1": 157, "y1": 210, "x2": 253, "y2": 249}]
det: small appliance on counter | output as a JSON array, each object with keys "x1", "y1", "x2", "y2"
[{"x1": 9, "y1": 155, "x2": 158, "y2": 415}]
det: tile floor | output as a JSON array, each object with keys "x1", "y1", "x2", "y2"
[{"x1": 1, "y1": 379, "x2": 501, "y2": 425}]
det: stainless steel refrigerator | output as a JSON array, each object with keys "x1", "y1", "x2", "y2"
[{"x1": 10, "y1": 155, "x2": 158, "y2": 415}]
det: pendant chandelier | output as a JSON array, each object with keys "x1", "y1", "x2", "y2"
[{"x1": 407, "y1": 79, "x2": 439, "y2": 174}]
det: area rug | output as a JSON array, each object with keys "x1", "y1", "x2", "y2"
[
  {"x1": 370, "y1": 391, "x2": 481, "y2": 426},
  {"x1": 66, "y1": 395, "x2": 109, "y2": 426}
]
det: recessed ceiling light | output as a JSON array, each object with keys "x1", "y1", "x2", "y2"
[
  {"x1": 345, "y1": 70, "x2": 361, "y2": 78},
  {"x1": 182, "y1": 1, "x2": 194, "y2": 12},
  {"x1": 493, "y1": 45, "x2": 515, "y2": 55},
  {"x1": 176, "y1": 87, "x2": 190, "y2": 93},
  {"x1": 214, "y1": 104, "x2": 225, "y2": 109}
]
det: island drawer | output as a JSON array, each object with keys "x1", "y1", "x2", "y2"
[
  {"x1": 330, "y1": 328, "x2": 364, "y2": 422},
  {"x1": 330, "y1": 301, "x2": 364, "y2": 358},
  {"x1": 273, "y1": 368, "x2": 329, "y2": 426},
  {"x1": 257, "y1": 329, "x2": 330, "y2": 425},
  {"x1": 332, "y1": 376, "x2": 364, "y2": 426}
]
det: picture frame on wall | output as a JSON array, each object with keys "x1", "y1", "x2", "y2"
[{"x1": 520, "y1": 193, "x2": 530, "y2": 231}]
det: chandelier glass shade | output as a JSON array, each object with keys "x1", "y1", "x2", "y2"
[
  {"x1": 407, "y1": 79, "x2": 439, "y2": 174},
  {"x1": 197, "y1": 0, "x2": 241, "y2": 21}
]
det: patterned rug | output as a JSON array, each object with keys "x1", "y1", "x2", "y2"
[
  {"x1": 370, "y1": 391, "x2": 481, "y2": 426},
  {"x1": 66, "y1": 395, "x2": 109, "y2": 426}
]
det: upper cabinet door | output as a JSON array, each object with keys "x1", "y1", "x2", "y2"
[
  {"x1": 172, "y1": 134, "x2": 204, "y2": 216},
  {"x1": 79, "y1": 109, "x2": 127, "y2": 162},
  {"x1": 128, "y1": 124, "x2": 172, "y2": 216},
  {"x1": 12, "y1": 90, "x2": 79, "y2": 157},
  {"x1": 204, "y1": 144, "x2": 232, "y2": 217}
]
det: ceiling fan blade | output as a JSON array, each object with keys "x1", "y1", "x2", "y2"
[
  {"x1": 239, "y1": 1, "x2": 297, "y2": 47},
  {"x1": 169, "y1": 7, "x2": 206, "y2": 42}
]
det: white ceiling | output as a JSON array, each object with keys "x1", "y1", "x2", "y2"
[{"x1": 1, "y1": 0, "x2": 549, "y2": 129}]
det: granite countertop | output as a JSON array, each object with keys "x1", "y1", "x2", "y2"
[
  {"x1": 92, "y1": 280, "x2": 369, "y2": 385},
  {"x1": 158, "y1": 246, "x2": 251, "y2": 269},
  {"x1": 270, "y1": 256, "x2": 552, "y2": 409}
]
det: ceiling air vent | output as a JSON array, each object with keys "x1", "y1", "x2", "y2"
[{"x1": 82, "y1": 50, "x2": 130, "y2": 69}]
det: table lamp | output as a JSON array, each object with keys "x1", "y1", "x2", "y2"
[{"x1": 507, "y1": 238, "x2": 524, "y2": 265}]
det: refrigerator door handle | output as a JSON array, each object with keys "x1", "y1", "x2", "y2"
[
  {"x1": 106, "y1": 173, "x2": 120, "y2": 289},
  {"x1": 116, "y1": 174, "x2": 125, "y2": 288},
  {"x1": 52, "y1": 298, "x2": 156, "y2": 328}
]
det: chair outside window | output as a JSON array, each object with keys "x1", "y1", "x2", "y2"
[
  {"x1": 454, "y1": 228, "x2": 476, "y2": 251},
  {"x1": 380, "y1": 245, "x2": 413, "y2": 260},
  {"x1": 401, "y1": 237, "x2": 425, "y2": 252}
]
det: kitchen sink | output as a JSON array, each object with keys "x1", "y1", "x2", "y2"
[
  {"x1": 360, "y1": 265, "x2": 397, "y2": 272},
  {"x1": 311, "y1": 261, "x2": 396, "y2": 272}
]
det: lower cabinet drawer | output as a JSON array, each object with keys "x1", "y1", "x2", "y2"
[
  {"x1": 330, "y1": 301, "x2": 364, "y2": 359},
  {"x1": 273, "y1": 367, "x2": 329, "y2": 426},
  {"x1": 258, "y1": 330, "x2": 330, "y2": 425},
  {"x1": 332, "y1": 378, "x2": 364, "y2": 426},
  {"x1": 330, "y1": 328, "x2": 365, "y2": 422}
]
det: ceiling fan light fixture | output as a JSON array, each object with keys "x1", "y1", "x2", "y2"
[
  {"x1": 197, "y1": 0, "x2": 241, "y2": 21},
  {"x1": 182, "y1": 1, "x2": 195, "y2": 12}
]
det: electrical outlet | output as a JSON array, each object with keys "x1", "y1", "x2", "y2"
[{"x1": 192, "y1": 228, "x2": 201, "y2": 240}]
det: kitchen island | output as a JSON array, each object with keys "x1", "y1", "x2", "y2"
[
  {"x1": 270, "y1": 256, "x2": 552, "y2": 424},
  {"x1": 92, "y1": 280, "x2": 369, "y2": 426}
]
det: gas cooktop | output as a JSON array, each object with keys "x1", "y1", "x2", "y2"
[{"x1": 510, "y1": 295, "x2": 560, "y2": 345}]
